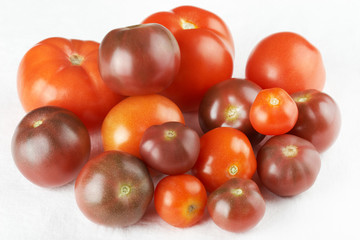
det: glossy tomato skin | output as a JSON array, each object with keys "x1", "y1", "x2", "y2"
[
  {"x1": 208, "y1": 178, "x2": 266, "y2": 232},
  {"x1": 17, "y1": 37, "x2": 124, "y2": 129},
  {"x1": 192, "y1": 127, "x2": 256, "y2": 192},
  {"x1": 143, "y1": 6, "x2": 234, "y2": 111},
  {"x1": 154, "y1": 174, "x2": 207, "y2": 228},
  {"x1": 75, "y1": 151, "x2": 154, "y2": 227},
  {"x1": 198, "y1": 78, "x2": 264, "y2": 145},
  {"x1": 290, "y1": 89, "x2": 341, "y2": 153},
  {"x1": 11, "y1": 106, "x2": 90, "y2": 187},
  {"x1": 101, "y1": 94, "x2": 184, "y2": 158},
  {"x1": 246, "y1": 32, "x2": 326, "y2": 94},
  {"x1": 257, "y1": 134, "x2": 321, "y2": 197},
  {"x1": 250, "y1": 88, "x2": 298, "y2": 135},
  {"x1": 140, "y1": 122, "x2": 200, "y2": 175},
  {"x1": 99, "y1": 23, "x2": 180, "y2": 96}
]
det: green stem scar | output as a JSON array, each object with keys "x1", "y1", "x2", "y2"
[
  {"x1": 231, "y1": 188, "x2": 243, "y2": 196},
  {"x1": 164, "y1": 130, "x2": 177, "y2": 140},
  {"x1": 228, "y1": 165, "x2": 238, "y2": 176},
  {"x1": 33, "y1": 120, "x2": 43, "y2": 128},
  {"x1": 270, "y1": 97, "x2": 280, "y2": 106},
  {"x1": 225, "y1": 105, "x2": 240, "y2": 122},
  {"x1": 282, "y1": 145, "x2": 298, "y2": 158},
  {"x1": 69, "y1": 53, "x2": 84, "y2": 66},
  {"x1": 119, "y1": 185, "x2": 131, "y2": 197}
]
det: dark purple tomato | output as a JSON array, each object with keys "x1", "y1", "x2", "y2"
[
  {"x1": 75, "y1": 151, "x2": 154, "y2": 227},
  {"x1": 257, "y1": 134, "x2": 321, "y2": 197},
  {"x1": 198, "y1": 78, "x2": 264, "y2": 145},
  {"x1": 99, "y1": 23, "x2": 180, "y2": 96},
  {"x1": 207, "y1": 178, "x2": 266, "y2": 232},
  {"x1": 140, "y1": 122, "x2": 200, "y2": 175},
  {"x1": 11, "y1": 106, "x2": 90, "y2": 188},
  {"x1": 290, "y1": 89, "x2": 341, "y2": 152}
]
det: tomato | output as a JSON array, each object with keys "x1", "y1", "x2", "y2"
[
  {"x1": 143, "y1": 5, "x2": 234, "y2": 111},
  {"x1": 140, "y1": 122, "x2": 200, "y2": 175},
  {"x1": 192, "y1": 127, "x2": 256, "y2": 192},
  {"x1": 208, "y1": 178, "x2": 266, "y2": 232},
  {"x1": 290, "y1": 89, "x2": 341, "y2": 152},
  {"x1": 250, "y1": 88, "x2": 298, "y2": 135},
  {"x1": 11, "y1": 106, "x2": 90, "y2": 187},
  {"x1": 17, "y1": 37, "x2": 124, "y2": 130},
  {"x1": 257, "y1": 134, "x2": 321, "y2": 197},
  {"x1": 198, "y1": 78, "x2": 264, "y2": 145},
  {"x1": 101, "y1": 94, "x2": 184, "y2": 158},
  {"x1": 154, "y1": 174, "x2": 207, "y2": 228},
  {"x1": 75, "y1": 151, "x2": 154, "y2": 227},
  {"x1": 99, "y1": 23, "x2": 180, "y2": 96},
  {"x1": 245, "y1": 32, "x2": 326, "y2": 94}
]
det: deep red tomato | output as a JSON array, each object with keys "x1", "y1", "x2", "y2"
[
  {"x1": 290, "y1": 89, "x2": 341, "y2": 152},
  {"x1": 192, "y1": 127, "x2": 256, "y2": 192},
  {"x1": 143, "y1": 5, "x2": 234, "y2": 111},
  {"x1": 17, "y1": 37, "x2": 124, "y2": 129},
  {"x1": 250, "y1": 88, "x2": 298, "y2": 135},
  {"x1": 154, "y1": 174, "x2": 207, "y2": 228},
  {"x1": 101, "y1": 94, "x2": 184, "y2": 158},
  {"x1": 246, "y1": 32, "x2": 326, "y2": 94},
  {"x1": 208, "y1": 178, "x2": 266, "y2": 232},
  {"x1": 11, "y1": 106, "x2": 90, "y2": 187}
]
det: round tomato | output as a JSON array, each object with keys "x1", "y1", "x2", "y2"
[
  {"x1": 192, "y1": 127, "x2": 256, "y2": 192},
  {"x1": 143, "y1": 5, "x2": 234, "y2": 111},
  {"x1": 101, "y1": 94, "x2": 184, "y2": 158},
  {"x1": 154, "y1": 174, "x2": 207, "y2": 228},
  {"x1": 246, "y1": 32, "x2": 326, "y2": 94},
  {"x1": 17, "y1": 37, "x2": 124, "y2": 130},
  {"x1": 250, "y1": 88, "x2": 298, "y2": 135},
  {"x1": 11, "y1": 106, "x2": 90, "y2": 187}
]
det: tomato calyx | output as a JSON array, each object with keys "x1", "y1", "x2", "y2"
[
  {"x1": 282, "y1": 145, "x2": 298, "y2": 158},
  {"x1": 69, "y1": 53, "x2": 84, "y2": 66},
  {"x1": 118, "y1": 184, "x2": 132, "y2": 197},
  {"x1": 180, "y1": 19, "x2": 198, "y2": 29}
]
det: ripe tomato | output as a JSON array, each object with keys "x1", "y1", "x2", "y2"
[
  {"x1": 192, "y1": 127, "x2": 256, "y2": 192},
  {"x1": 101, "y1": 94, "x2": 184, "y2": 158},
  {"x1": 246, "y1": 32, "x2": 326, "y2": 94},
  {"x1": 143, "y1": 5, "x2": 234, "y2": 111},
  {"x1": 17, "y1": 37, "x2": 124, "y2": 130},
  {"x1": 154, "y1": 174, "x2": 207, "y2": 228},
  {"x1": 250, "y1": 88, "x2": 298, "y2": 135}
]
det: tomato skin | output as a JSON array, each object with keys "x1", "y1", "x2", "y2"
[
  {"x1": 192, "y1": 127, "x2": 256, "y2": 193},
  {"x1": 154, "y1": 174, "x2": 207, "y2": 228},
  {"x1": 250, "y1": 88, "x2": 298, "y2": 135},
  {"x1": 208, "y1": 178, "x2": 266, "y2": 232},
  {"x1": 11, "y1": 106, "x2": 90, "y2": 187},
  {"x1": 143, "y1": 6, "x2": 234, "y2": 111},
  {"x1": 101, "y1": 94, "x2": 184, "y2": 158},
  {"x1": 17, "y1": 37, "x2": 124, "y2": 130},
  {"x1": 290, "y1": 89, "x2": 341, "y2": 152},
  {"x1": 246, "y1": 32, "x2": 326, "y2": 94}
]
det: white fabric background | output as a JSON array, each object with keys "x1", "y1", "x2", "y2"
[{"x1": 1, "y1": 0, "x2": 359, "y2": 239}]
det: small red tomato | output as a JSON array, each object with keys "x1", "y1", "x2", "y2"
[
  {"x1": 192, "y1": 127, "x2": 256, "y2": 192},
  {"x1": 208, "y1": 178, "x2": 266, "y2": 232},
  {"x1": 154, "y1": 174, "x2": 207, "y2": 228},
  {"x1": 250, "y1": 88, "x2": 298, "y2": 135}
]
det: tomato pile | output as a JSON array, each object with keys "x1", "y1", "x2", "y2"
[{"x1": 11, "y1": 5, "x2": 341, "y2": 233}]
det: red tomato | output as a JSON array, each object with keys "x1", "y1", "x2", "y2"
[
  {"x1": 17, "y1": 37, "x2": 124, "y2": 130},
  {"x1": 143, "y1": 5, "x2": 234, "y2": 111},
  {"x1": 250, "y1": 88, "x2": 298, "y2": 135},
  {"x1": 192, "y1": 127, "x2": 256, "y2": 192},
  {"x1": 154, "y1": 174, "x2": 207, "y2": 228},
  {"x1": 101, "y1": 94, "x2": 184, "y2": 158},
  {"x1": 246, "y1": 32, "x2": 326, "y2": 94}
]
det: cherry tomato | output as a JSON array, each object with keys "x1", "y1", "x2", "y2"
[
  {"x1": 99, "y1": 23, "x2": 180, "y2": 96},
  {"x1": 154, "y1": 174, "x2": 207, "y2": 228},
  {"x1": 192, "y1": 127, "x2": 256, "y2": 192},
  {"x1": 140, "y1": 122, "x2": 200, "y2": 175},
  {"x1": 143, "y1": 5, "x2": 234, "y2": 111},
  {"x1": 75, "y1": 151, "x2": 154, "y2": 227},
  {"x1": 290, "y1": 89, "x2": 341, "y2": 152},
  {"x1": 257, "y1": 134, "x2": 321, "y2": 197},
  {"x1": 250, "y1": 88, "x2": 298, "y2": 135},
  {"x1": 17, "y1": 37, "x2": 124, "y2": 129},
  {"x1": 11, "y1": 106, "x2": 90, "y2": 187},
  {"x1": 208, "y1": 178, "x2": 266, "y2": 232},
  {"x1": 246, "y1": 32, "x2": 326, "y2": 94},
  {"x1": 101, "y1": 94, "x2": 184, "y2": 158}
]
